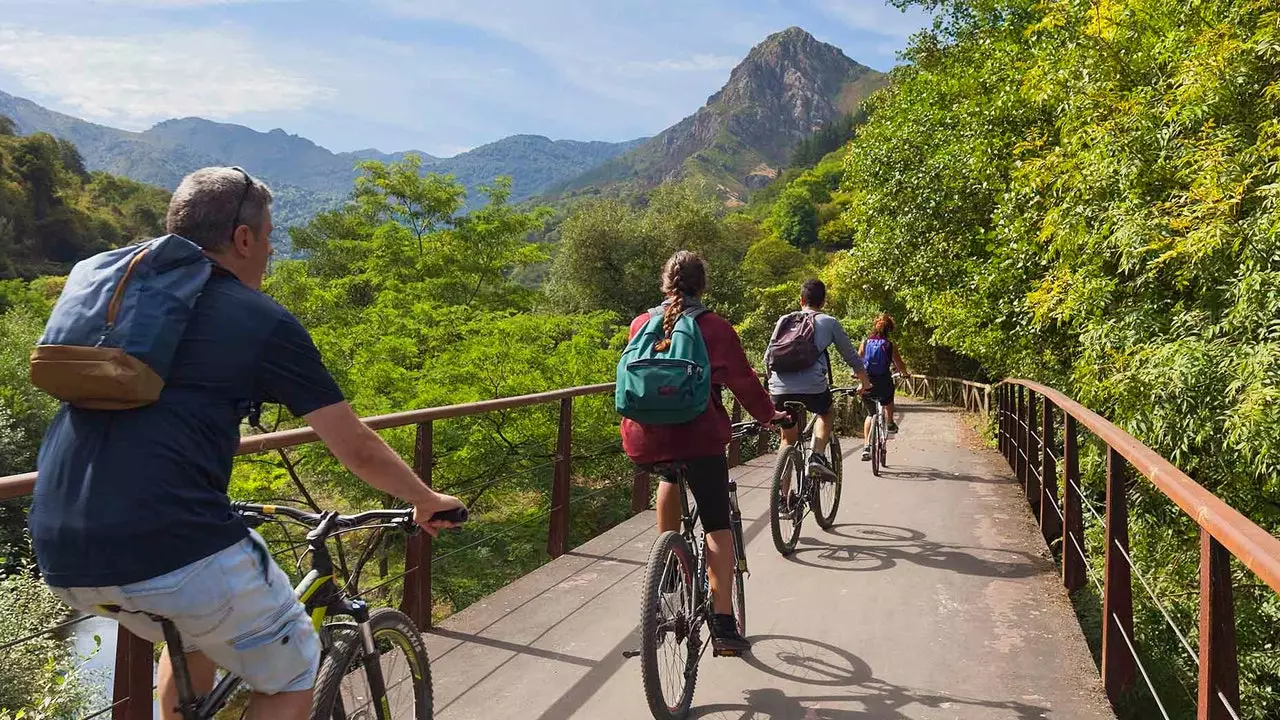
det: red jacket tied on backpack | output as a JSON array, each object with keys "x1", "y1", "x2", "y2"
[{"x1": 621, "y1": 309, "x2": 775, "y2": 464}]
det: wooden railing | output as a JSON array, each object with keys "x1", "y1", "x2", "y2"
[
  {"x1": 996, "y1": 379, "x2": 1280, "y2": 720},
  {"x1": 897, "y1": 374, "x2": 992, "y2": 414},
  {"x1": 0, "y1": 382, "x2": 777, "y2": 720}
]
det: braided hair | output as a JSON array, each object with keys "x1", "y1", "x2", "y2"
[{"x1": 654, "y1": 250, "x2": 707, "y2": 352}]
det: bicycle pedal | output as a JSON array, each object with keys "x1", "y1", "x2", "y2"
[
  {"x1": 712, "y1": 648, "x2": 742, "y2": 657},
  {"x1": 622, "y1": 649, "x2": 641, "y2": 659}
]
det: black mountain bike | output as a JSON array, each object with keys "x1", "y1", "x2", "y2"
[
  {"x1": 768, "y1": 387, "x2": 863, "y2": 555},
  {"x1": 637, "y1": 421, "x2": 766, "y2": 720},
  {"x1": 135, "y1": 502, "x2": 466, "y2": 720}
]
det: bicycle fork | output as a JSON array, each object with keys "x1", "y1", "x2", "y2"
[{"x1": 727, "y1": 479, "x2": 748, "y2": 575}]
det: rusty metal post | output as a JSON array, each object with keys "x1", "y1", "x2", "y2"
[
  {"x1": 999, "y1": 385, "x2": 1008, "y2": 461},
  {"x1": 402, "y1": 420, "x2": 433, "y2": 629},
  {"x1": 547, "y1": 397, "x2": 573, "y2": 559},
  {"x1": 112, "y1": 628, "x2": 152, "y2": 720},
  {"x1": 1015, "y1": 386, "x2": 1025, "y2": 487},
  {"x1": 727, "y1": 401, "x2": 743, "y2": 468},
  {"x1": 1198, "y1": 531, "x2": 1240, "y2": 720},
  {"x1": 756, "y1": 425, "x2": 769, "y2": 457},
  {"x1": 1027, "y1": 392, "x2": 1042, "y2": 514},
  {"x1": 1018, "y1": 386, "x2": 1029, "y2": 493},
  {"x1": 1062, "y1": 415, "x2": 1085, "y2": 592},
  {"x1": 631, "y1": 467, "x2": 651, "y2": 513},
  {"x1": 1040, "y1": 398, "x2": 1061, "y2": 546},
  {"x1": 1102, "y1": 447, "x2": 1136, "y2": 703}
]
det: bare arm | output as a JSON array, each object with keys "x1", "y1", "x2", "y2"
[
  {"x1": 305, "y1": 402, "x2": 463, "y2": 531},
  {"x1": 891, "y1": 343, "x2": 909, "y2": 376}
]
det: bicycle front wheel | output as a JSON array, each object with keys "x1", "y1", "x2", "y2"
[
  {"x1": 769, "y1": 448, "x2": 803, "y2": 555},
  {"x1": 311, "y1": 607, "x2": 432, "y2": 720},
  {"x1": 641, "y1": 530, "x2": 699, "y2": 720},
  {"x1": 812, "y1": 435, "x2": 842, "y2": 529}
]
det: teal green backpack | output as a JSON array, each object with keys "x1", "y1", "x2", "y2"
[{"x1": 615, "y1": 304, "x2": 711, "y2": 424}]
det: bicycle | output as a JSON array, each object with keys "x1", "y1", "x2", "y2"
[
  {"x1": 127, "y1": 501, "x2": 466, "y2": 720},
  {"x1": 636, "y1": 420, "x2": 767, "y2": 720},
  {"x1": 865, "y1": 393, "x2": 889, "y2": 476},
  {"x1": 768, "y1": 387, "x2": 860, "y2": 556}
]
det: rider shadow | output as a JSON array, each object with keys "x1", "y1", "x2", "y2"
[
  {"x1": 691, "y1": 634, "x2": 1049, "y2": 719},
  {"x1": 879, "y1": 465, "x2": 1008, "y2": 485},
  {"x1": 787, "y1": 523, "x2": 1047, "y2": 578}
]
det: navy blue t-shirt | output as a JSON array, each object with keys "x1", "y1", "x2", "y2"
[{"x1": 29, "y1": 269, "x2": 345, "y2": 587}]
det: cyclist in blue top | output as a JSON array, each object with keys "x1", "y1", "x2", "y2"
[{"x1": 860, "y1": 313, "x2": 909, "y2": 461}]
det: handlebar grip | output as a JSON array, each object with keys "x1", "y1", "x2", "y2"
[{"x1": 430, "y1": 507, "x2": 469, "y2": 524}]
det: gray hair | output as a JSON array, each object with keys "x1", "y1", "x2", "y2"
[{"x1": 165, "y1": 166, "x2": 273, "y2": 251}]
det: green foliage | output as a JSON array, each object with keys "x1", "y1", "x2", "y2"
[
  {"x1": 826, "y1": 0, "x2": 1280, "y2": 713},
  {"x1": 788, "y1": 110, "x2": 866, "y2": 169},
  {"x1": 0, "y1": 121, "x2": 169, "y2": 278},
  {"x1": 0, "y1": 569, "x2": 96, "y2": 717},
  {"x1": 770, "y1": 186, "x2": 819, "y2": 248}
]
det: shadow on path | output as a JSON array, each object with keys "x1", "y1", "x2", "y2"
[
  {"x1": 787, "y1": 523, "x2": 1048, "y2": 578},
  {"x1": 692, "y1": 634, "x2": 1048, "y2": 719}
]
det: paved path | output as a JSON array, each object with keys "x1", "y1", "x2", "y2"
[{"x1": 424, "y1": 398, "x2": 1115, "y2": 719}]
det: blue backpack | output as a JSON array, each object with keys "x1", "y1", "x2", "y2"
[
  {"x1": 863, "y1": 337, "x2": 893, "y2": 376},
  {"x1": 30, "y1": 234, "x2": 212, "y2": 409},
  {"x1": 615, "y1": 304, "x2": 711, "y2": 425}
]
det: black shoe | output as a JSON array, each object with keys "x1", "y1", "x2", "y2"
[
  {"x1": 860, "y1": 447, "x2": 872, "y2": 462},
  {"x1": 808, "y1": 453, "x2": 836, "y2": 479},
  {"x1": 888, "y1": 422, "x2": 899, "y2": 433},
  {"x1": 709, "y1": 613, "x2": 750, "y2": 654}
]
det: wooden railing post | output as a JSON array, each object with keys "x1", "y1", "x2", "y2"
[
  {"x1": 1040, "y1": 399, "x2": 1061, "y2": 546},
  {"x1": 1062, "y1": 415, "x2": 1085, "y2": 592},
  {"x1": 547, "y1": 397, "x2": 573, "y2": 559},
  {"x1": 1027, "y1": 392, "x2": 1041, "y2": 514},
  {"x1": 402, "y1": 420, "x2": 433, "y2": 629},
  {"x1": 112, "y1": 627, "x2": 152, "y2": 720},
  {"x1": 1102, "y1": 448, "x2": 1136, "y2": 703},
  {"x1": 1198, "y1": 531, "x2": 1240, "y2": 720},
  {"x1": 727, "y1": 401, "x2": 743, "y2": 468}
]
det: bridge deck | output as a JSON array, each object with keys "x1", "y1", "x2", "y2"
[{"x1": 424, "y1": 398, "x2": 1115, "y2": 719}]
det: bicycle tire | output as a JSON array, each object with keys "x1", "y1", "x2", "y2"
[
  {"x1": 870, "y1": 424, "x2": 881, "y2": 477},
  {"x1": 311, "y1": 608, "x2": 433, "y2": 720},
  {"x1": 641, "y1": 530, "x2": 699, "y2": 720},
  {"x1": 879, "y1": 418, "x2": 889, "y2": 467},
  {"x1": 769, "y1": 448, "x2": 803, "y2": 555},
  {"x1": 812, "y1": 435, "x2": 842, "y2": 529}
]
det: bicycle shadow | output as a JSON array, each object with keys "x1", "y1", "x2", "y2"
[
  {"x1": 786, "y1": 523, "x2": 1047, "y2": 578},
  {"x1": 692, "y1": 634, "x2": 1048, "y2": 719},
  {"x1": 877, "y1": 464, "x2": 1008, "y2": 485}
]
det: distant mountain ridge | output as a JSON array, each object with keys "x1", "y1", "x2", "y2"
[
  {"x1": 557, "y1": 27, "x2": 887, "y2": 201},
  {"x1": 0, "y1": 90, "x2": 646, "y2": 227}
]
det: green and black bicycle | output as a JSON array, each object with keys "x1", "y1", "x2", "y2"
[{"x1": 143, "y1": 501, "x2": 466, "y2": 720}]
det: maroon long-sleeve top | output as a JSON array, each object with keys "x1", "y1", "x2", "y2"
[{"x1": 620, "y1": 309, "x2": 776, "y2": 464}]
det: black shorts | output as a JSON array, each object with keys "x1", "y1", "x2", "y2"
[
  {"x1": 771, "y1": 391, "x2": 833, "y2": 416},
  {"x1": 646, "y1": 454, "x2": 730, "y2": 532},
  {"x1": 863, "y1": 374, "x2": 895, "y2": 412}
]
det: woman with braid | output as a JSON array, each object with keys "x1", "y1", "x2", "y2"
[{"x1": 621, "y1": 250, "x2": 787, "y2": 653}]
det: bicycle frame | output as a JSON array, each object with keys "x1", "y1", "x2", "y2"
[{"x1": 163, "y1": 508, "x2": 394, "y2": 720}]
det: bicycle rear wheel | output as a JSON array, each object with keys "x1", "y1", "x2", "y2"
[
  {"x1": 641, "y1": 530, "x2": 699, "y2": 720},
  {"x1": 870, "y1": 425, "x2": 881, "y2": 477},
  {"x1": 311, "y1": 608, "x2": 432, "y2": 720},
  {"x1": 811, "y1": 435, "x2": 842, "y2": 529},
  {"x1": 879, "y1": 418, "x2": 889, "y2": 467},
  {"x1": 769, "y1": 448, "x2": 804, "y2": 555}
]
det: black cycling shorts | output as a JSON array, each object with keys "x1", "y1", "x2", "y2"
[
  {"x1": 863, "y1": 373, "x2": 895, "y2": 413},
  {"x1": 771, "y1": 390, "x2": 833, "y2": 416},
  {"x1": 646, "y1": 454, "x2": 730, "y2": 532}
]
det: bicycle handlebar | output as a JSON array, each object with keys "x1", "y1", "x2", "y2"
[{"x1": 232, "y1": 501, "x2": 468, "y2": 530}]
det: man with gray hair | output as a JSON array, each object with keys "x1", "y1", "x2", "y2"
[{"x1": 29, "y1": 166, "x2": 464, "y2": 720}]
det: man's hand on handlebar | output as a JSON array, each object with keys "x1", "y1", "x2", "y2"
[{"x1": 413, "y1": 490, "x2": 467, "y2": 537}]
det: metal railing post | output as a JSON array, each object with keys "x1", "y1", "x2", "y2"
[
  {"x1": 1102, "y1": 447, "x2": 1136, "y2": 703},
  {"x1": 402, "y1": 420, "x2": 433, "y2": 629},
  {"x1": 1027, "y1": 391, "x2": 1041, "y2": 514},
  {"x1": 547, "y1": 397, "x2": 573, "y2": 559},
  {"x1": 1198, "y1": 531, "x2": 1240, "y2": 720},
  {"x1": 1041, "y1": 399, "x2": 1061, "y2": 546},
  {"x1": 112, "y1": 627, "x2": 152, "y2": 720},
  {"x1": 631, "y1": 467, "x2": 651, "y2": 513},
  {"x1": 727, "y1": 401, "x2": 743, "y2": 468},
  {"x1": 1062, "y1": 415, "x2": 1085, "y2": 592},
  {"x1": 1016, "y1": 386, "x2": 1027, "y2": 491}
]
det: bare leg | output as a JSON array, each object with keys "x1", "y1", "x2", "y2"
[
  {"x1": 778, "y1": 422, "x2": 799, "y2": 495},
  {"x1": 886, "y1": 402, "x2": 896, "y2": 426},
  {"x1": 656, "y1": 480, "x2": 682, "y2": 533},
  {"x1": 158, "y1": 648, "x2": 216, "y2": 720},
  {"x1": 862, "y1": 415, "x2": 873, "y2": 446},
  {"x1": 812, "y1": 413, "x2": 832, "y2": 455},
  {"x1": 705, "y1": 529, "x2": 735, "y2": 615},
  {"x1": 247, "y1": 690, "x2": 314, "y2": 720}
]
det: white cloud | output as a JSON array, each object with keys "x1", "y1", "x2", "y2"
[
  {"x1": 0, "y1": 24, "x2": 334, "y2": 128},
  {"x1": 816, "y1": 0, "x2": 932, "y2": 38},
  {"x1": 618, "y1": 54, "x2": 739, "y2": 76},
  {"x1": 0, "y1": 0, "x2": 298, "y2": 5}
]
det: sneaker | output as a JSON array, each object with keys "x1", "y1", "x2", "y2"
[
  {"x1": 888, "y1": 422, "x2": 899, "y2": 433},
  {"x1": 860, "y1": 447, "x2": 872, "y2": 462},
  {"x1": 808, "y1": 453, "x2": 837, "y2": 480},
  {"x1": 709, "y1": 613, "x2": 750, "y2": 654}
]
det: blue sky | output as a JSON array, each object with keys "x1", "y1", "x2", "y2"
[{"x1": 0, "y1": 0, "x2": 932, "y2": 157}]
